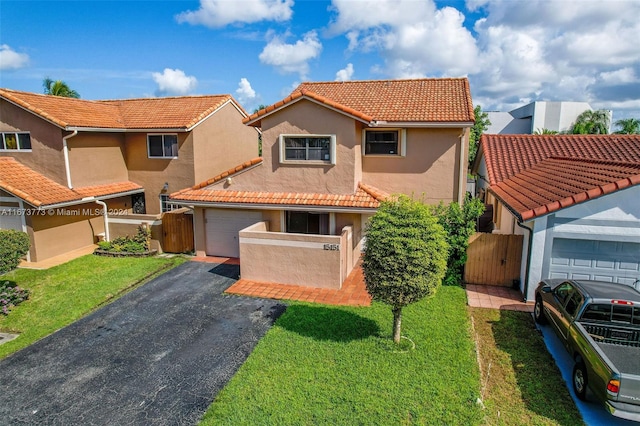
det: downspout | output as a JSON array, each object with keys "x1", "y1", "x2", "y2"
[
  {"x1": 458, "y1": 130, "x2": 467, "y2": 205},
  {"x1": 62, "y1": 130, "x2": 78, "y2": 188},
  {"x1": 95, "y1": 200, "x2": 110, "y2": 242},
  {"x1": 516, "y1": 220, "x2": 533, "y2": 302}
]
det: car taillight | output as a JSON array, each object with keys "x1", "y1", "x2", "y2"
[
  {"x1": 607, "y1": 379, "x2": 620, "y2": 394},
  {"x1": 611, "y1": 300, "x2": 633, "y2": 305}
]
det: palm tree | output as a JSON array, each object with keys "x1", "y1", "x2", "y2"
[
  {"x1": 534, "y1": 128, "x2": 558, "y2": 135},
  {"x1": 570, "y1": 109, "x2": 610, "y2": 134},
  {"x1": 43, "y1": 77, "x2": 80, "y2": 98},
  {"x1": 614, "y1": 118, "x2": 640, "y2": 134}
]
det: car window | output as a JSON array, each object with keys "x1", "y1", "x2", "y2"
[
  {"x1": 612, "y1": 305, "x2": 633, "y2": 324},
  {"x1": 581, "y1": 304, "x2": 611, "y2": 322},
  {"x1": 553, "y1": 282, "x2": 573, "y2": 305},
  {"x1": 564, "y1": 292, "x2": 583, "y2": 318}
]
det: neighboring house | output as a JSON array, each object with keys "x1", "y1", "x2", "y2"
[
  {"x1": 0, "y1": 88, "x2": 258, "y2": 263},
  {"x1": 486, "y1": 101, "x2": 611, "y2": 134},
  {"x1": 473, "y1": 134, "x2": 640, "y2": 301},
  {"x1": 171, "y1": 78, "x2": 475, "y2": 289}
]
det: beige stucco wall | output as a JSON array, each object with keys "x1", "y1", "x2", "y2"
[
  {"x1": 67, "y1": 133, "x2": 128, "y2": 187},
  {"x1": 125, "y1": 132, "x2": 195, "y2": 215},
  {"x1": 192, "y1": 102, "x2": 259, "y2": 183},
  {"x1": 362, "y1": 127, "x2": 465, "y2": 204},
  {"x1": 108, "y1": 214, "x2": 163, "y2": 252},
  {"x1": 0, "y1": 99, "x2": 67, "y2": 185}
]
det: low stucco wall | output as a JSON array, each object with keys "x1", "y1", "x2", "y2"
[
  {"x1": 108, "y1": 214, "x2": 163, "y2": 253},
  {"x1": 239, "y1": 221, "x2": 351, "y2": 289}
]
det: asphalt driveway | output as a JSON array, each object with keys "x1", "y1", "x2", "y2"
[{"x1": 0, "y1": 261, "x2": 286, "y2": 425}]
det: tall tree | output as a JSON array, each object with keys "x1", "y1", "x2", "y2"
[
  {"x1": 534, "y1": 128, "x2": 558, "y2": 135},
  {"x1": 363, "y1": 195, "x2": 449, "y2": 344},
  {"x1": 43, "y1": 77, "x2": 80, "y2": 98},
  {"x1": 570, "y1": 109, "x2": 610, "y2": 134},
  {"x1": 614, "y1": 118, "x2": 640, "y2": 134},
  {"x1": 468, "y1": 105, "x2": 491, "y2": 167}
]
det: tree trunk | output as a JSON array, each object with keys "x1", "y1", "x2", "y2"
[{"x1": 392, "y1": 306, "x2": 402, "y2": 344}]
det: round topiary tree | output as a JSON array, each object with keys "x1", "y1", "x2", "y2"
[{"x1": 363, "y1": 195, "x2": 449, "y2": 344}]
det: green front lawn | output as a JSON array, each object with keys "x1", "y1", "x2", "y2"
[
  {"x1": 0, "y1": 254, "x2": 185, "y2": 359},
  {"x1": 202, "y1": 285, "x2": 485, "y2": 425}
]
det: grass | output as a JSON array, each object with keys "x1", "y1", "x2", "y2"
[
  {"x1": 470, "y1": 308, "x2": 584, "y2": 425},
  {"x1": 201, "y1": 285, "x2": 485, "y2": 425},
  {"x1": 0, "y1": 254, "x2": 185, "y2": 359}
]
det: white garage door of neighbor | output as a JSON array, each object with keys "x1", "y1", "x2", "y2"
[
  {"x1": 205, "y1": 209, "x2": 262, "y2": 258},
  {"x1": 549, "y1": 238, "x2": 640, "y2": 285},
  {"x1": 0, "y1": 208, "x2": 23, "y2": 231}
]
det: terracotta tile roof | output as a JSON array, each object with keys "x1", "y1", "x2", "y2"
[
  {"x1": 0, "y1": 157, "x2": 142, "y2": 207},
  {"x1": 187, "y1": 157, "x2": 264, "y2": 191},
  {"x1": 0, "y1": 88, "x2": 240, "y2": 130},
  {"x1": 171, "y1": 182, "x2": 387, "y2": 209},
  {"x1": 480, "y1": 135, "x2": 640, "y2": 220},
  {"x1": 244, "y1": 78, "x2": 474, "y2": 126}
]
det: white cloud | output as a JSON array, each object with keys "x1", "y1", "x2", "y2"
[
  {"x1": 599, "y1": 68, "x2": 636, "y2": 85},
  {"x1": 0, "y1": 45, "x2": 29, "y2": 70},
  {"x1": 259, "y1": 31, "x2": 322, "y2": 79},
  {"x1": 335, "y1": 63, "x2": 354, "y2": 81},
  {"x1": 235, "y1": 77, "x2": 262, "y2": 111},
  {"x1": 176, "y1": 0, "x2": 294, "y2": 28},
  {"x1": 152, "y1": 68, "x2": 197, "y2": 96}
]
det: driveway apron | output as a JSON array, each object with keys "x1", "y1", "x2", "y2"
[{"x1": 0, "y1": 261, "x2": 286, "y2": 425}]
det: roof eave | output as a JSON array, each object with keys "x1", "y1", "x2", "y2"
[{"x1": 169, "y1": 200, "x2": 379, "y2": 214}]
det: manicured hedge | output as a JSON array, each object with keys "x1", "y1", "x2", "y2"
[{"x1": 0, "y1": 230, "x2": 30, "y2": 275}]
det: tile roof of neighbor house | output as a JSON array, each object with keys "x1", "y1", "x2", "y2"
[
  {"x1": 480, "y1": 134, "x2": 640, "y2": 220},
  {"x1": 0, "y1": 157, "x2": 143, "y2": 207},
  {"x1": 170, "y1": 158, "x2": 388, "y2": 209},
  {"x1": 0, "y1": 88, "x2": 243, "y2": 130},
  {"x1": 244, "y1": 78, "x2": 475, "y2": 126}
]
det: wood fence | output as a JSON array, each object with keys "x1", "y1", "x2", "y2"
[
  {"x1": 465, "y1": 233, "x2": 523, "y2": 286},
  {"x1": 162, "y1": 210, "x2": 194, "y2": 253}
]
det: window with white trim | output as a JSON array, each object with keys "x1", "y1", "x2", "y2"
[
  {"x1": 363, "y1": 129, "x2": 406, "y2": 156},
  {"x1": 147, "y1": 134, "x2": 178, "y2": 158},
  {"x1": 160, "y1": 194, "x2": 180, "y2": 213},
  {"x1": 1, "y1": 132, "x2": 32, "y2": 151},
  {"x1": 279, "y1": 134, "x2": 336, "y2": 164}
]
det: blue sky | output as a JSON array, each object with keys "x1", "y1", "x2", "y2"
[{"x1": 1, "y1": 0, "x2": 639, "y2": 124}]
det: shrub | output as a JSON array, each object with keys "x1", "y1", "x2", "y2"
[
  {"x1": 0, "y1": 281, "x2": 30, "y2": 315},
  {"x1": 0, "y1": 230, "x2": 30, "y2": 274},
  {"x1": 98, "y1": 226, "x2": 151, "y2": 253}
]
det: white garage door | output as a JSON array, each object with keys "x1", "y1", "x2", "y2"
[
  {"x1": 549, "y1": 238, "x2": 640, "y2": 285},
  {"x1": 0, "y1": 208, "x2": 23, "y2": 231},
  {"x1": 205, "y1": 209, "x2": 262, "y2": 258}
]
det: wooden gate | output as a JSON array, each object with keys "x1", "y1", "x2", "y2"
[
  {"x1": 465, "y1": 233, "x2": 523, "y2": 286},
  {"x1": 162, "y1": 210, "x2": 194, "y2": 253}
]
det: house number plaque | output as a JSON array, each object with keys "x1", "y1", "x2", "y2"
[{"x1": 323, "y1": 244, "x2": 340, "y2": 251}]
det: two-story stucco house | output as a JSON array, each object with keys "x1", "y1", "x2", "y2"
[
  {"x1": 171, "y1": 78, "x2": 475, "y2": 289},
  {"x1": 0, "y1": 88, "x2": 258, "y2": 263}
]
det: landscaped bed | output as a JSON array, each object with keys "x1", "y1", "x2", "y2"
[{"x1": 0, "y1": 254, "x2": 185, "y2": 359}]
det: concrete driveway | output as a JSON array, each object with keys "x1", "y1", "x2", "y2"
[{"x1": 0, "y1": 261, "x2": 285, "y2": 425}]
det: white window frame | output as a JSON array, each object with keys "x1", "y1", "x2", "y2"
[
  {"x1": 279, "y1": 134, "x2": 337, "y2": 165},
  {"x1": 147, "y1": 134, "x2": 178, "y2": 159},
  {"x1": 159, "y1": 194, "x2": 180, "y2": 213},
  {"x1": 1, "y1": 132, "x2": 32, "y2": 152},
  {"x1": 362, "y1": 128, "x2": 406, "y2": 157}
]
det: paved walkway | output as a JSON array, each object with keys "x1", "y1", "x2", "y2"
[
  {"x1": 466, "y1": 284, "x2": 534, "y2": 312},
  {"x1": 19, "y1": 244, "x2": 97, "y2": 269},
  {"x1": 218, "y1": 260, "x2": 371, "y2": 307}
]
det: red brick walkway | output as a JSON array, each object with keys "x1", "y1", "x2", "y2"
[
  {"x1": 224, "y1": 263, "x2": 372, "y2": 307},
  {"x1": 466, "y1": 284, "x2": 534, "y2": 312}
]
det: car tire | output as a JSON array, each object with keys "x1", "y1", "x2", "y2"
[
  {"x1": 534, "y1": 296, "x2": 547, "y2": 324},
  {"x1": 573, "y1": 362, "x2": 588, "y2": 401}
]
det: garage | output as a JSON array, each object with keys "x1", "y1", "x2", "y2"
[
  {"x1": 549, "y1": 238, "x2": 640, "y2": 285},
  {"x1": 0, "y1": 207, "x2": 23, "y2": 231},
  {"x1": 205, "y1": 209, "x2": 262, "y2": 258}
]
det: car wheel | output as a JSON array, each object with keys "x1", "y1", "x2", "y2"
[
  {"x1": 534, "y1": 296, "x2": 547, "y2": 324},
  {"x1": 573, "y1": 362, "x2": 588, "y2": 401}
]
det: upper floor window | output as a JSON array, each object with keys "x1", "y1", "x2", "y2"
[
  {"x1": 363, "y1": 129, "x2": 406, "y2": 156},
  {"x1": 1, "y1": 132, "x2": 32, "y2": 151},
  {"x1": 148, "y1": 134, "x2": 178, "y2": 159},
  {"x1": 279, "y1": 134, "x2": 336, "y2": 165}
]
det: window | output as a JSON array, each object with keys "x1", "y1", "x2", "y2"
[
  {"x1": 564, "y1": 292, "x2": 583, "y2": 318},
  {"x1": 132, "y1": 193, "x2": 146, "y2": 214},
  {"x1": 363, "y1": 129, "x2": 405, "y2": 156},
  {"x1": 279, "y1": 134, "x2": 336, "y2": 164},
  {"x1": 1, "y1": 132, "x2": 31, "y2": 151},
  {"x1": 147, "y1": 134, "x2": 178, "y2": 158},
  {"x1": 160, "y1": 194, "x2": 179, "y2": 213},
  {"x1": 286, "y1": 211, "x2": 329, "y2": 235}
]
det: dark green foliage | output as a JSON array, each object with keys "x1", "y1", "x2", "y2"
[
  {"x1": 468, "y1": 105, "x2": 491, "y2": 167},
  {"x1": 363, "y1": 195, "x2": 449, "y2": 308},
  {"x1": 570, "y1": 109, "x2": 610, "y2": 134},
  {"x1": 614, "y1": 117, "x2": 640, "y2": 134},
  {"x1": 433, "y1": 196, "x2": 485, "y2": 286},
  {"x1": 0, "y1": 230, "x2": 30, "y2": 274},
  {"x1": 42, "y1": 77, "x2": 80, "y2": 98},
  {"x1": 98, "y1": 226, "x2": 151, "y2": 253},
  {"x1": 1, "y1": 281, "x2": 30, "y2": 315}
]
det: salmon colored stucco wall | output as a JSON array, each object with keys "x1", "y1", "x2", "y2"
[
  {"x1": 192, "y1": 102, "x2": 259, "y2": 183},
  {"x1": 0, "y1": 99, "x2": 67, "y2": 186},
  {"x1": 67, "y1": 133, "x2": 128, "y2": 187},
  {"x1": 362, "y1": 127, "x2": 466, "y2": 204},
  {"x1": 125, "y1": 132, "x2": 195, "y2": 215}
]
